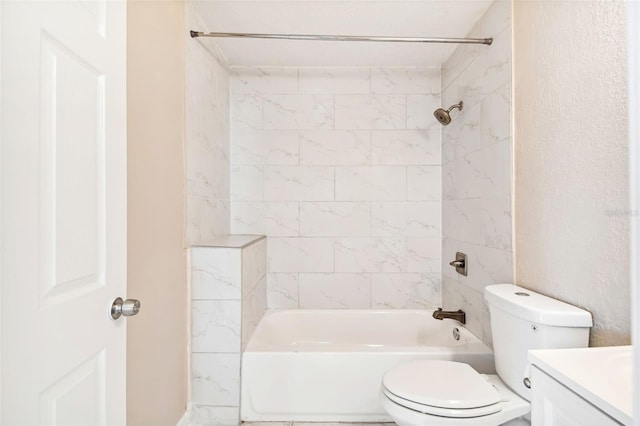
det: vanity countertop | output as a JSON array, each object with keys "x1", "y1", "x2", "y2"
[{"x1": 528, "y1": 345, "x2": 633, "y2": 425}]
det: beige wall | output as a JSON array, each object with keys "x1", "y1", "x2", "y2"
[
  {"x1": 127, "y1": 1, "x2": 188, "y2": 424},
  {"x1": 514, "y1": 0, "x2": 629, "y2": 346}
]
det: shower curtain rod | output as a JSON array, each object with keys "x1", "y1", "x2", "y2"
[{"x1": 189, "y1": 31, "x2": 493, "y2": 45}]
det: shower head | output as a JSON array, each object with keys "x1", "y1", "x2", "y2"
[{"x1": 433, "y1": 101, "x2": 463, "y2": 125}]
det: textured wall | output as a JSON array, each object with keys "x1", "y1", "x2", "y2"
[
  {"x1": 229, "y1": 67, "x2": 442, "y2": 310},
  {"x1": 440, "y1": 0, "x2": 512, "y2": 346},
  {"x1": 185, "y1": 3, "x2": 231, "y2": 244},
  {"x1": 127, "y1": 1, "x2": 187, "y2": 424},
  {"x1": 513, "y1": 1, "x2": 629, "y2": 346}
]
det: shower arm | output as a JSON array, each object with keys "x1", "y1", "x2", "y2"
[{"x1": 448, "y1": 102, "x2": 463, "y2": 112}]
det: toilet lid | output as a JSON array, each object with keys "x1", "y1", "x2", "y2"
[{"x1": 382, "y1": 360, "x2": 502, "y2": 416}]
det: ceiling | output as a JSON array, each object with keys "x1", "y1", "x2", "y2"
[{"x1": 191, "y1": 0, "x2": 495, "y2": 67}]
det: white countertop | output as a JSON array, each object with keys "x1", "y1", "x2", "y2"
[{"x1": 528, "y1": 346, "x2": 633, "y2": 425}]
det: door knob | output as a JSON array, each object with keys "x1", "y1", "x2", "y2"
[{"x1": 110, "y1": 297, "x2": 141, "y2": 320}]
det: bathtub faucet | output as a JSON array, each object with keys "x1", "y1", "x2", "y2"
[{"x1": 432, "y1": 308, "x2": 466, "y2": 324}]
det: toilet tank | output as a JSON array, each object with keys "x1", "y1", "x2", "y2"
[{"x1": 484, "y1": 284, "x2": 592, "y2": 402}]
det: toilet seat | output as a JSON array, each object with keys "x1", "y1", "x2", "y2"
[{"x1": 381, "y1": 360, "x2": 502, "y2": 418}]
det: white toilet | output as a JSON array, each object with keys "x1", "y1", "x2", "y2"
[{"x1": 380, "y1": 284, "x2": 593, "y2": 426}]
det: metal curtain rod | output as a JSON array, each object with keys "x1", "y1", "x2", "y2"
[{"x1": 190, "y1": 31, "x2": 493, "y2": 45}]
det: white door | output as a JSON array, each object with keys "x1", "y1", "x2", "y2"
[{"x1": 1, "y1": 0, "x2": 127, "y2": 424}]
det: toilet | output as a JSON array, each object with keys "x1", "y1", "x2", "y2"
[{"x1": 380, "y1": 284, "x2": 593, "y2": 426}]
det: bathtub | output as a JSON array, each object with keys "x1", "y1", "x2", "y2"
[{"x1": 240, "y1": 309, "x2": 495, "y2": 422}]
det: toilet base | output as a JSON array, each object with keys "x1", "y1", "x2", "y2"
[{"x1": 381, "y1": 374, "x2": 530, "y2": 426}]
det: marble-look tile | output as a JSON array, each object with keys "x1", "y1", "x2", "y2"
[
  {"x1": 442, "y1": 199, "x2": 484, "y2": 245},
  {"x1": 456, "y1": 241, "x2": 513, "y2": 294},
  {"x1": 299, "y1": 202, "x2": 371, "y2": 237},
  {"x1": 371, "y1": 130, "x2": 440, "y2": 166},
  {"x1": 335, "y1": 95, "x2": 406, "y2": 129},
  {"x1": 190, "y1": 405, "x2": 239, "y2": 426},
  {"x1": 458, "y1": 140, "x2": 511, "y2": 199},
  {"x1": 481, "y1": 193, "x2": 512, "y2": 251},
  {"x1": 242, "y1": 279, "x2": 267, "y2": 349},
  {"x1": 439, "y1": 0, "x2": 511, "y2": 349},
  {"x1": 185, "y1": 3, "x2": 231, "y2": 244},
  {"x1": 263, "y1": 95, "x2": 334, "y2": 130},
  {"x1": 442, "y1": 104, "x2": 483, "y2": 162},
  {"x1": 335, "y1": 166, "x2": 406, "y2": 201},
  {"x1": 442, "y1": 277, "x2": 488, "y2": 343},
  {"x1": 231, "y1": 166, "x2": 263, "y2": 201},
  {"x1": 371, "y1": 67, "x2": 440, "y2": 94},
  {"x1": 185, "y1": 197, "x2": 201, "y2": 245},
  {"x1": 442, "y1": 42, "x2": 484, "y2": 93},
  {"x1": 480, "y1": 83, "x2": 511, "y2": 144},
  {"x1": 299, "y1": 68, "x2": 370, "y2": 94},
  {"x1": 190, "y1": 247, "x2": 241, "y2": 300},
  {"x1": 267, "y1": 273, "x2": 299, "y2": 308},
  {"x1": 231, "y1": 93, "x2": 262, "y2": 130},
  {"x1": 299, "y1": 130, "x2": 371, "y2": 166},
  {"x1": 407, "y1": 166, "x2": 441, "y2": 201},
  {"x1": 406, "y1": 94, "x2": 441, "y2": 130},
  {"x1": 191, "y1": 300, "x2": 241, "y2": 353},
  {"x1": 441, "y1": 237, "x2": 464, "y2": 282},
  {"x1": 186, "y1": 137, "x2": 229, "y2": 199},
  {"x1": 406, "y1": 237, "x2": 441, "y2": 273},
  {"x1": 242, "y1": 238, "x2": 267, "y2": 295},
  {"x1": 264, "y1": 166, "x2": 335, "y2": 201},
  {"x1": 441, "y1": 161, "x2": 458, "y2": 201},
  {"x1": 442, "y1": 1, "x2": 510, "y2": 90},
  {"x1": 334, "y1": 238, "x2": 405, "y2": 273},
  {"x1": 268, "y1": 238, "x2": 334, "y2": 272},
  {"x1": 371, "y1": 201, "x2": 440, "y2": 237},
  {"x1": 191, "y1": 353, "x2": 241, "y2": 406},
  {"x1": 186, "y1": 196, "x2": 231, "y2": 246},
  {"x1": 371, "y1": 273, "x2": 441, "y2": 308},
  {"x1": 199, "y1": 197, "x2": 231, "y2": 242},
  {"x1": 232, "y1": 130, "x2": 299, "y2": 165},
  {"x1": 441, "y1": 126, "x2": 457, "y2": 165},
  {"x1": 231, "y1": 67, "x2": 298, "y2": 94},
  {"x1": 442, "y1": 28, "x2": 511, "y2": 113},
  {"x1": 231, "y1": 201, "x2": 299, "y2": 237},
  {"x1": 298, "y1": 273, "x2": 371, "y2": 308}
]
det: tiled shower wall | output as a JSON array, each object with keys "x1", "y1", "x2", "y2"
[
  {"x1": 441, "y1": 0, "x2": 512, "y2": 346},
  {"x1": 230, "y1": 67, "x2": 442, "y2": 309},
  {"x1": 189, "y1": 237, "x2": 267, "y2": 425},
  {"x1": 185, "y1": 2, "x2": 231, "y2": 244}
]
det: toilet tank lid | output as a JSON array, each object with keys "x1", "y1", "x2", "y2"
[{"x1": 484, "y1": 284, "x2": 593, "y2": 327}]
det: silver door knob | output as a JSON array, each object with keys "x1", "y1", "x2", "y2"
[{"x1": 110, "y1": 297, "x2": 141, "y2": 320}]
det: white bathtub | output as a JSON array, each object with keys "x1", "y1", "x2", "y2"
[{"x1": 240, "y1": 309, "x2": 495, "y2": 422}]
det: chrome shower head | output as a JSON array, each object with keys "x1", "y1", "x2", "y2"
[{"x1": 433, "y1": 101, "x2": 463, "y2": 125}]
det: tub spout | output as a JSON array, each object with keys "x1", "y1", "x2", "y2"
[{"x1": 432, "y1": 308, "x2": 466, "y2": 324}]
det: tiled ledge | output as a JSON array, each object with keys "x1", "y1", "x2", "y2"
[{"x1": 192, "y1": 234, "x2": 265, "y2": 249}]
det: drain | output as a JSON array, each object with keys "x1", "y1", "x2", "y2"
[{"x1": 453, "y1": 327, "x2": 460, "y2": 341}]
